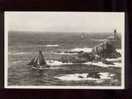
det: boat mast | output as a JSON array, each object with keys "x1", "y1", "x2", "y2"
[{"x1": 28, "y1": 49, "x2": 47, "y2": 66}]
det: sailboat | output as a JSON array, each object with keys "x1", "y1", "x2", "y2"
[{"x1": 28, "y1": 50, "x2": 49, "y2": 70}]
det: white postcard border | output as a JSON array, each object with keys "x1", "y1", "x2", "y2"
[{"x1": 4, "y1": 11, "x2": 125, "y2": 89}]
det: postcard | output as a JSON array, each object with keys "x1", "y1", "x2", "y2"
[{"x1": 4, "y1": 12, "x2": 125, "y2": 89}]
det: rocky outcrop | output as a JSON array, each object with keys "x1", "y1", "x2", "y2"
[
  {"x1": 60, "y1": 52, "x2": 101, "y2": 63},
  {"x1": 77, "y1": 52, "x2": 101, "y2": 62},
  {"x1": 92, "y1": 40, "x2": 121, "y2": 58},
  {"x1": 59, "y1": 39, "x2": 121, "y2": 64},
  {"x1": 60, "y1": 54, "x2": 88, "y2": 63}
]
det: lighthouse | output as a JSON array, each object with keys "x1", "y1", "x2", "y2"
[{"x1": 114, "y1": 29, "x2": 117, "y2": 40}]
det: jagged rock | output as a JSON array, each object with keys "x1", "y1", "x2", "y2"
[
  {"x1": 92, "y1": 40, "x2": 121, "y2": 58},
  {"x1": 78, "y1": 75, "x2": 84, "y2": 78},
  {"x1": 59, "y1": 39, "x2": 121, "y2": 63},
  {"x1": 87, "y1": 71, "x2": 100, "y2": 78},
  {"x1": 77, "y1": 52, "x2": 95, "y2": 61}
]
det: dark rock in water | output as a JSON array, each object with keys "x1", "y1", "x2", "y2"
[
  {"x1": 78, "y1": 75, "x2": 84, "y2": 78},
  {"x1": 77, "y1": 52, "x2": 95, "y2": 61},
  {"x1": 92, "y1": 40, "x2": 121, "y2": 58},
  {"x1": 77, "y1": 52, "x2": 102, "y2": 62},
  {"x1": 87, "y1": 71, "x2": 100, "y2": 79},
  {"x1": 60, "y1": 51, "x2": 99, "y2": 63}
]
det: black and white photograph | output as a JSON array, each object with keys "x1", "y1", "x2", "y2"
[{"x1": 5, "y1": 12, "x2": 125, "y2": 89}]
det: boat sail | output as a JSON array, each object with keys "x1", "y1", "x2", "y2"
[{"x1": 28, "y1": 50, "x2": 48, "y2": 69}]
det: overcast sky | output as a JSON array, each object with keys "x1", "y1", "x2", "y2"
[{"x1": 5, "y1": 12, "x2": 124, "y2": 33}]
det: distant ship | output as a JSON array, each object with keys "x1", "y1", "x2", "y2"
[{"x1": 28, "y1": 50, "x2": 49, "y2": 70}]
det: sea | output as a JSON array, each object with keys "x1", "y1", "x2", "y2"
[{"x1": 8, "y1": 31, "x2": 122, "y2": 86}]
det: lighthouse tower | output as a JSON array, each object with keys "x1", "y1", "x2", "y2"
[{"x1": 114, "y1": 29, "x2": 117, "y2": 40}]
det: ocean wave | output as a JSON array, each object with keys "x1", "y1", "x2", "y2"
[
  {"x1": 55, "y1": 72, "x2": 114, "y2": 81},
  {"x1": 46, "y1": 57, "x2": 122, "y2": 67},
  {"x1": 106, "y1": 57, "x2": 121, "y2": 62},
  {"x1": 113, "y1": 63, "x2": 122, "y2": 67},
  {"x1": 83, "y1": 61, "x2": 122, "y2": 68},
  {"x1": 99, "y1": 72, "x2": 115, "y2": 79},
  {"x1": 70, "y1": 48, "x2": 92, "y2": 53},
  {"x1": 45, "y1": 44, "x2": 59, "y2": 47},
  {"x1": 116, "y1": 49, "x2": 121, "y2": 54},
  {"x1": 83, "y1": 62, "x2": 112, "y2": 67},
  {"x1": 54, "y1": 52, "x2": 77, "y2": 55},
  {"x1": 8, "y1": 52, "x2": 31, "y2": 55}
]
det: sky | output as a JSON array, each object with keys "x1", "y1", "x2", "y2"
[{"x1": 5, "y1": 12, "x2": 125, "y2": 33}]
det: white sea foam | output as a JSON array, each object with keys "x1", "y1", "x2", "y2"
[
  {"x1": 83, "y1": 61, "x2": 122, "y2": 68},
  {"x1": 55, "y1": 73, "x2": 97, "y2": 81},
  {"x1": 106, "y1": 57, "x2": 121, "y2": 62},
  {"x1": 116, "y1": 49, "x2": 121, "y2": 54},
  {"x1": 46, "y1": 57, "x2": 122, "y2": 67},
  {"x1": 70, "y1": 48, "x2": 92, "y2": 53},
  {"x1": 46, "y1": 60, "x2": 116, "y2": 67},
  {"x1": 99, "y1": 72, "x2": 115, "y2": 79},
  {"x1": 45, "y1": 44, "x2": 59, "y2": 47},
  {"x1": 55, "y1": 72, "x2": 114, "y2": 81},
  {"x1": 69, "y1": 48, "x2": 121, "y2": 54},
  {"x1": 54, "y1": 52, "x2": 77, "y2": 55},
  {"x1": 113, "y1": 63, "x2": 122, "y2": 67},
  {"x1": 83, "y1": 62, "x2": 112, "y2": 67}
]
